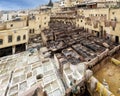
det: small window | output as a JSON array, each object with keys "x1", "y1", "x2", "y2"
[
  {"x1": 8, "y1": 35, "x2": 12, "y2": 43},
  {"x1": 44, "y1": 22, "x2": 46, "y2": 25},
  {"x1": 114, "y1": 17, "x2": 117, "y2": 21},
  {"x1": 10, "y1": 24, "x2": 13, "y2": 27},
  {"x1": 112, "y1": 12, "x2": 115, "y2": 15},
  {"x1": 113, "y1": 27, "x2": 115, "y2": 31},
  {"x1": 39, "y1": 25, "x2": 41, "y2": 28},
  {"x1": 81, "y1": 20, "x2": 83, "y2": 22},
  {"x1": 29, "y1": 29, "x2": 32, "y2": 34},
  {"x1": 17, "y1": 36, "x2": 21, "y2": 41},
  {"x1": 0, "y1": 39, "x2": 3, "y2": 45},
  {"x1": 23, "y1": 35, "x2": 26, "y2": 40},
  {"x1": 44, "y1": 17, "x2": 46, "y2": 19},
  {"x1": 33, "y1": 29, "x2": 35, "y2": 33}
]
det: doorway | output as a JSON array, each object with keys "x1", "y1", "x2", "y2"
[
  {"x1": 0, "y1": 47, "x2": 12, "y2": 57},
  {"x1": 97, "y1": 32, "x2": 100, "y2": 37},
  {"x1": 115, "y1": 36, "x2": 119, "y2": 44}
]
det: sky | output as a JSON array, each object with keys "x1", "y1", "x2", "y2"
[{"x1": 0, "y1": 0, "x2": 58, "y2": 10}]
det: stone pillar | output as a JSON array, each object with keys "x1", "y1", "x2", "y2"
[
  {"x1": 25, "y1": 43, "x2": 28, "y2": 50},
  {"x1": 12, "y1": 46, "x2": 15, "y2": 54}
]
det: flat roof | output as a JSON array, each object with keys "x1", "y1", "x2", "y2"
[
  {"x1": 0, "y1": 48, "x2": 65, "y2": 96},
  {"x1": 0, "y1": 27, "x2": 29, "y2": 33}
]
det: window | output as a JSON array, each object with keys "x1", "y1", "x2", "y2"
[
  {"x1": 23, "y1": 35, "x2": 26, "y2": 40},
  {"x1": 112, "y1": 12, "x2": 115, "y2": 15},
  {"x1": 0, "y1": 39, "x2": 3, "y2": 45},
  {"x1": 114, "y1": 17, "x2": 117, "y2": 21},
  {"x1": 111, "y1": 19, "x2": 113, "y2": 21},
  {"x1": 81, "y1": 20, "x2": 83, "y2": 22},
  {"x1": 29, "y1": 29, "x2": 32, "y2": 34},
  {"x1": 33, "y1": 29, "x2": 35, "y2": 33},
  {"x1": 10, "y1": 24, "x2": 13, "y2": 27},
  {"x1": 8, "y1": 35, "x2": 12, "y2": 43},
  {"x1": 44, "y1": 22, "x2": 46, "y2": 25},
  {"x1": 44, "y1": 17, "x2": 46, "y2": 19},
  {"x1": 17, "y1": 36, "x2": 21, "y2": 41},
  {"x1": 113, "y1": 27, "x2": 115, "y2": 31},
  {"x1": 39, "y1": 25, "x2": 41, "y2": 28}
]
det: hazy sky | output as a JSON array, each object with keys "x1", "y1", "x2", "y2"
[{"x1": 0, "y1": 0, "x2": 58, "y2": 10}]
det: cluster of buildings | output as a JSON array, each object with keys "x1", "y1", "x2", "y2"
[
  {"x1": 0, "y1": 11, "x2": 50, "y2": 57},
  {"x1": 52, "y1": 1, "x2": 120, "y2": 44},
  {"x1": 0, "y1": 0, "x2": 120, "y2": 96},
  {"x1": 42, "y1": 18, "x2": 119, "y2": 96}
]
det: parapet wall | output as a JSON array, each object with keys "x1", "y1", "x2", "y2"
[{"x1": 86, "y1": 45, "x2": 120, "y2": 68}]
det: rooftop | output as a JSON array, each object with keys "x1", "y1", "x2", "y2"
[{"x1": 0, "y1": 48, "x2": 65, "y2": 96}]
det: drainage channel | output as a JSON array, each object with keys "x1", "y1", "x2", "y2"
[{"x1": 4, "y1": 71, "x2": 14, "y2": 96}]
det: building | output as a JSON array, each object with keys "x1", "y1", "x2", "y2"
[
  {"x1": 0, "y1": 12, "x2": 50, "y2": 57},
  {"x1": 50, "y1": 1, "x2": 120, "y2": 43},
  {"x1": 76, "y1": 8, "x2": 120, "y2": 43},
  {"x1": 29, "y1": 13, "x2": 50, "y2": 35},
  {"x1": 0, "y1": 27, "x2": 29, "y2": 57},
  {"x1": 60, "y1": 0, "x2": 84, "y2": 7}
]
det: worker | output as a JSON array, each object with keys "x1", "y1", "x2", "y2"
[
  {"x1": 102, "y1": 79, "x2": 109, "y2": 90},
  {"x1": 70, "y1": 80, "x2": 80, "y2": 96}
]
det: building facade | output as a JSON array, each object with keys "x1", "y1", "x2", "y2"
[
  {"x1": 0, "y1": 27, "x2": 28, "y2": 57},
  {"x1": 76, "y1": 8, "x2": 120, "y2": 43},
  {"x1": 0, "y1": 13, "x2": 50, "y2": 57}
]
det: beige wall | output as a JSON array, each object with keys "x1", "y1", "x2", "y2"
[
  {"x1": 29, "y1": 13, "x2": 50, "y2": 35},
  {"x1": 110, "y1": 9, "x2": 120, "y2": 21},
  {"x1": 0, "y1": 27, "x2": 29, "y2": 49},
  {"x1": 6, "y1": 20, "x2": 27, "y2": 29},
  {"x1": 76, "y1": 8, "x2": 120, "y2": 42},
  {"x1": 76, "y1": 8, "x2": 109, "y2": 32},
  {"x1": 39, "y1": 13, "x2": 50, "y2": 30},
  {"x1": 61, "y1": 0, "x2": 84, "y2": 7},
  {"x1": 0, "y1": 13, "x2": 50, "y2": 49},
  {"x1": 0, "y1": 13, "x2": 50, "y2": 36}
]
